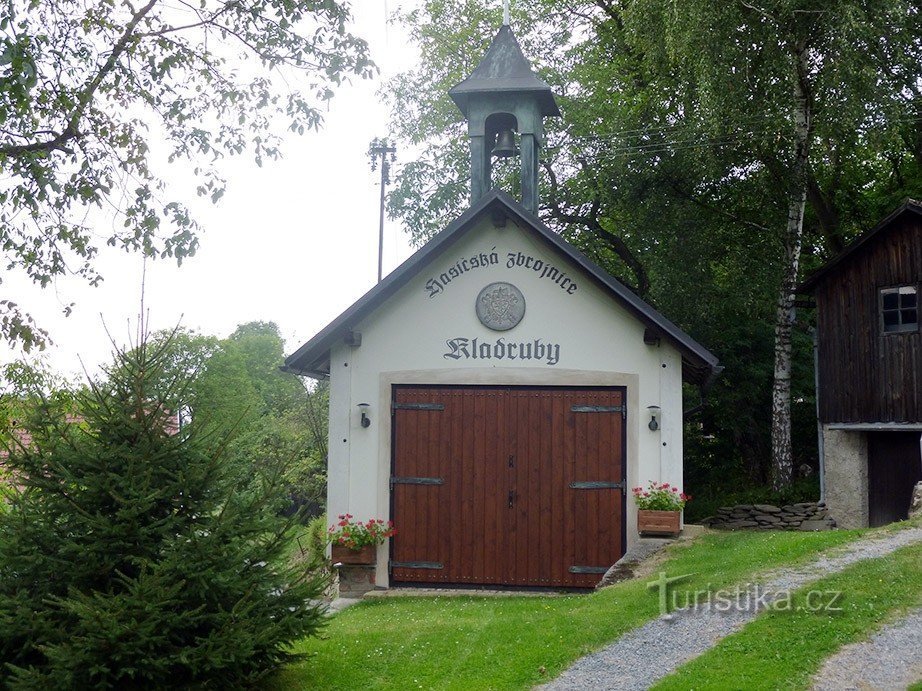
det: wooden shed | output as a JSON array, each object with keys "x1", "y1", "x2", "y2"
[
  {"x1": 800, "y1": 199, "x2": 922, "y2": 527},
  {"x1": 283, "y1": 23, "x2": 720, "y2": 590}
]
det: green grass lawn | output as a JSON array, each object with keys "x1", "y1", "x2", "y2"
[
  {"x1": 653, "y1": 541, "x2": 922, "y2": 690},
  {"x1": 271, "y1": 529, "x2": 870, "y2": 690}
]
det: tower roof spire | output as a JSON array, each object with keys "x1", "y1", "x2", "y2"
[{"x1": 449, "y1": 25, "x2": 560, "y2": 118}]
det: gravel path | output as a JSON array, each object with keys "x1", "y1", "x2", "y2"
[
  {"x1": 811, "y1": 607, "x2": 922, "y2": 691},
  {"x1": 540, "y1": 526, "x2": 922, "y2": 691}
]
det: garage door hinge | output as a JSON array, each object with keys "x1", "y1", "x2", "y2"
[
  {"x1": 392, "y1": 402, "x2": 446, "y2": 412},
  {"x1": 390, "y1": 561, "x2": 444, "y2": 570},
  {"x1": 569, "y1": 565, "x2": 609, "y2": 574},
  {"x1": 571, "y1": 405, "x2": 625, "y2": 420},
  {"x1": 569, "y1": 481, "x2": 624, "y2": 490},
  {"x1": 390, "y1": 476, "x2": 445, "y2": 486}
]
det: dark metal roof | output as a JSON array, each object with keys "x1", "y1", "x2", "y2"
[
  {"x1": 799, "y1": 198, "x2": 922, "y2": 294},
  {"x1": 283, "y1": 190, "x2": 721, "y2": 386},
  {"x1": 449, "y1": 25, "x2": 560, "y2": 118}
]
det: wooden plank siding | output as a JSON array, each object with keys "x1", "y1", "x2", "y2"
[
  {"x1": 390, "y1": 385, "x2": 625, "y2": 589},
  {"x1": 814, "y1": 214, "x2": 922, "y2": 423}
]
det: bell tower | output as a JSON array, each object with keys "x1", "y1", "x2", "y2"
[{"x1": 449, "y1": 20, "x2": 560, "y2": 214}]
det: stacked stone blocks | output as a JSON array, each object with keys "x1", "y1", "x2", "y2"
[{"x1": 702, "y1": 502, "x2": 837, "y2": 531}]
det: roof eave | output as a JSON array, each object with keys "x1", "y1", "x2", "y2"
[
  {"x1": 448, "y1": 86, "x2": 561, "y2": 118},
  {"x1": 282, "y1": 193, "x2": 508, "y2": 375},
  {"x1": 799, "y1": 198, "x2": 922, "y2": 294}
]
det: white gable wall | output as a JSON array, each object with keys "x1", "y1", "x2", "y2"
[{"x1": 326, "y1": 215, "x2": 684, "y2": 586}]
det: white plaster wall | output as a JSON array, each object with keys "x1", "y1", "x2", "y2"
[{"x1": 325, "y1": 215, "x2": 686, "y2": 585}]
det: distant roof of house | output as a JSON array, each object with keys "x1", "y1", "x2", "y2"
[
  {"x1": 282, "y1": 190, "x2": 721, "y2": 386},
  {"x1": 799, "y1": 198, "x2": 922, "y2": 293},
  {"x1": 449, "y1": 24, "x2": 560, "y2": 118}
]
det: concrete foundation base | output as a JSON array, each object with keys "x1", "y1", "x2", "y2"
[
  {"x1": 823, "y1": 427, "x2": 868, "y2": 528},
  {"x1": 336, "y1": 564, "x2": 376, "y2": 598}
]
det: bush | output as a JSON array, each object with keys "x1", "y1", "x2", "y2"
[
  {"x1": 305, "y1": 515, "x2": 329, "y2": 562},
  {"x1": 0, "y1": 331, "x2": 328, "y2": 687}
]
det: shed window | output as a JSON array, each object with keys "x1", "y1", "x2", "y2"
[{"x1": 880, "y1": 286, "x2": 918, "y2": 334}]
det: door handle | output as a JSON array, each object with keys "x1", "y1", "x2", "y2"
[{"x1": 508, "y1": 490, "x2": 515, "y2": 508}]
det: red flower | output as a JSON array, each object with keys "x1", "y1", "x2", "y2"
[{"x1": 328, "y1": 515, "x2": 396, "y2": 550}]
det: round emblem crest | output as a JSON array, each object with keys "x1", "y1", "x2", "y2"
[{"x1": 476, "y1": 282, "x2": 526, "y2": 331}]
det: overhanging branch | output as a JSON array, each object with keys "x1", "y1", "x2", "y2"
[
  {"x1": 0, "y1": 0, "x2": 159, "y2": 158},
  {"x1": 541, "y1": 159, "x2": 649, "y2": 296}
]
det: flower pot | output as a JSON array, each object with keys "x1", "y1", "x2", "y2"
[
  {"x1": 637, "y1": 509, "x2": 681, "y2": 537},
  {"x1": 331, "y1": 544, "x2": 377, "y2": 565}
]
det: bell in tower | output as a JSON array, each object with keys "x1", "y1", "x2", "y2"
[{"x1": 449, "y1": 21, "x2": 560, "y2": 214}]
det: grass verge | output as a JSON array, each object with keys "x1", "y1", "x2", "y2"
[
  {"x1": 271, "y1": 529, "x2": 867, "y2": 690},
  {"x1": 653, "y1": 541, "x2": 922, "y2": 690}
]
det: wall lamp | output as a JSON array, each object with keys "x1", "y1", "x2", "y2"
[
  {"x1": 357, "y1": 403, "x2": 371, "y2": 428},
  {"x1": 647, "y1": 405, "x2": 661, "y2": 431}
]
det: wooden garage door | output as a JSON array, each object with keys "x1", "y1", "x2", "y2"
[{"x1": 390, "y1": 386, "x2": 625, "y2": 588}]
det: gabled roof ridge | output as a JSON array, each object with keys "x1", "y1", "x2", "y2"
[
  {"x1": 799, "y1": 198, "x2": 922, "y2": 293},
  {"x1": 282, "y1": 190, "x2": 719, "y2": 384}
]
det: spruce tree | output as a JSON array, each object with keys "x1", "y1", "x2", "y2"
[{"x1": 0, "y1": 331, "x2": 328, "y2": 688}]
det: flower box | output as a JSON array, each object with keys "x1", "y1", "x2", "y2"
[
  {"x1": 331, "y1": 544, "x2": 377, "y2": 565},
  {"x1": 637, "y1": 509, "x2": 681, "y2": 537}
]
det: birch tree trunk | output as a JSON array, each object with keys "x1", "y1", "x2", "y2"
[{"x1": 771, "y1": 45, "x2": 812, "y2": 491}]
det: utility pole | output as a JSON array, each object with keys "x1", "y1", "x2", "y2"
[{"x1": 368, "y1": 138, "x2": 397, "y2": 284}]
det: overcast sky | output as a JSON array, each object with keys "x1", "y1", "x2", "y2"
[{"x1": 2, "y1": 3, "x2": 422, "y2": 380}]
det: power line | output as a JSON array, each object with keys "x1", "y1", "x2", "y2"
[
  {"x1": 566, "y1": 114, "x2": 922, "y2": 144},
  {"x1": 556, "y1": 116, "x2": 922, "y2": 160},
  {"x1": 570, "y1": 116, "x2": 771, "y2": 141}
]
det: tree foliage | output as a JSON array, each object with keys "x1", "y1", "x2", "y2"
[
  {"x1": 142, "y1": 321, "x2": 329, "y2": 517},
  {"x1": 382, "y1": 1, "x2": 922, "y2": 489},
  {"x1": 0, "y1": 327, "x2": 328, "y2": 687},
  {"x1": 627, "y1": 0, "x2": 922, "y2": 488},
  {"x1": 0, "y1": 0, "x2": 374, "y2": 351}
]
